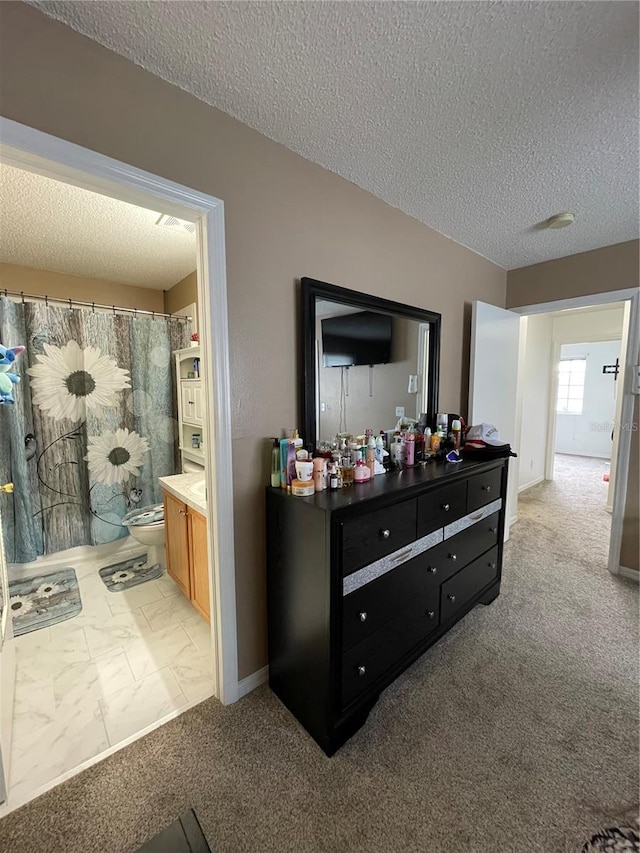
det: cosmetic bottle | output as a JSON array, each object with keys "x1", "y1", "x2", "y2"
[
  {"x1": 292, "y1": 429, "x2": 304, "y2": 454},
  {"x1": 390, "y1": 436, "x2": 403, "y2": 470},
  {"x1": 329, "y1": 464, "x2": 339, "y2": 490},
  {"x1": 279, "y1": 438, "x2": 289, "y2": 489},
  {"x1": 451, "y1": 419, "x2": 462, "y2": 450},
  {"x1": 313, "y1": 457, "x2": 324, "y2": 492},
  {"x1": 270, "y1": 439, "x2": 282, "y2": 487},
  {"x1": 404, "y1": 431, "x2": 415, "y2": 466},
  {"x1": 366, "y1": 443, "x2": 375, "y2": 477},
  {"x1": 354, "y1": 459, "x2": 371, "y2": 483}
]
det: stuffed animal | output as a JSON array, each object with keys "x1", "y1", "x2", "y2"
[{"x1": 0, "y1": 344, "x2": 26, "y2": 404}]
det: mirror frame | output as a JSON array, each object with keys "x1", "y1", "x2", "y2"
[{"x1": 301, "y1": 277, "x2": 441, "y2": 449}]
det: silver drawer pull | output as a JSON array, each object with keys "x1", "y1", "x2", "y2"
[
  {"x1": 489, "y1": 527, "x2": 497, "y2": 533},
  {"x1": 380, "y1": 529, "x2": 391, "y2": 539},
  {"x1": 359, "y1": 611, "x2": 368, "y2": 622},
  {"x1": 427, "y1": 566, "x2": 438, "y2": 574},
  {"x1": 448, "y1": 553, "x2": 457, "y2": 561},
  {"x1": 426, "y1": 610, "x2": 435, "y2": 619},
  {"x1": 482, "y1": 485, "x2": 491, "y2": 492},
  {"x1": 392, "y1": 548, "x2": 413, "y2": 563},
  {"x1": 488, "y1": 562, "x2": 496, "y2": 569},
  {"x1": 357, "y1": 665, "x2": 366, "y2": 676},
  {"x1": 441, "y1": 503, "x2": 450, "y2": 512},
  {"x1": 447, "y1": 594, "x2": 456, "y2": 602}
]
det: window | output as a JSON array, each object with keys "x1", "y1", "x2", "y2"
[{"x1": 556, "y1": 358, "x2": 586, "y2": 414}]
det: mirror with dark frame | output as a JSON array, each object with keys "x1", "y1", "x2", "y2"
[{"x1": 301, "y1": 277, "x2": 441, "y2": 450}]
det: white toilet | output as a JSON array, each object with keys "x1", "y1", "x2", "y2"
[{"x1": 122, "y1": 504, "x2": 166, "y2": 568}]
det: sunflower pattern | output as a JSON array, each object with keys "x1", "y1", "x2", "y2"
[
  {"x1": 10, "y1": 594, "x2": 34, "y2": 616},
  {"x1": 85, "y1": 428, "x2": 151, "y2": 485},
  {"x1": 27, "y1": 340, "x2": 131, "y2": 422}
]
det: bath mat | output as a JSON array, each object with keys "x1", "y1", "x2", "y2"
[
  {"x1": 99, "y1": 554, "x2": 163, "y2": 592},
  {"x1": 8, "y1": 568, "x2": 82, "y2": 636}
]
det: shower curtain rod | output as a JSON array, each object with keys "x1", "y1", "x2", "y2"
[{"x1": 1, "y1": 288, "x2": 191, "y2": 321}]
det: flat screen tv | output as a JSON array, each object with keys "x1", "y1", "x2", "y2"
[{"x1": 321, "y1": 311, "x2": 392, "y2": 367}]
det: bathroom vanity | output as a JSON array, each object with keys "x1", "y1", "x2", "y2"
[
  {"x1": 266, "y1": 457, "x2": 508, "y2": 754},
  {"x1": 160, "y1": 476, "x2": 210, "y2": 623}
]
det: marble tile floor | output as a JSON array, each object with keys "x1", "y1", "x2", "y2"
[{"x1": 7, "y1": 553, "x2": 215, "y2": 806}]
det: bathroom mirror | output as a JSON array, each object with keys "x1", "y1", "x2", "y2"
[{"x1": 301, "y1": 277, "x2": 441, "y2": 448}]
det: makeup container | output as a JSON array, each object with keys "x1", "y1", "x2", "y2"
[{"x1": 291, "y1": 478, "x2": 315, "y2": 497}]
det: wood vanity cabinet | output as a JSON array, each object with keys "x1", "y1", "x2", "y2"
[
  {"x1": 266, "y1": 457, "x2": 508, "y2": 755},
  {"x1": 163, "y1": 490, "x2": 210, "y2": 623}
]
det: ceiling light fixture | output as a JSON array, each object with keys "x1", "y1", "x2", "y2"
[{"x1": 545, "y1": 212, "x2": 575, "y2": 229}]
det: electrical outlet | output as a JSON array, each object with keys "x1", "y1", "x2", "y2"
[{"x1": 395, "y1": 406, "x2": 405, "y2": 418}]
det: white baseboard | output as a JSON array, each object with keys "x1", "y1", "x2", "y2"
[
  {"x1": 237, "y1": 665, "x2": 268, "y2": 699},
  {"x1": 618, "y1": 565, "x2": 639, "y2": 582},
  {"x1": 518, "y1": 476, "x2": 545, "y2": 494}
]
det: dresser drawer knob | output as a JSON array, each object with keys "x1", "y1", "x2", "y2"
[
  {"x1": 482, "y1": 485, "x2": 491, "y2": 492},
  {"x1": 357, "y1": 665, "x2": 366, "y2": 676},
  {"x1": 448, "y1": 553, "x2": 457, "y2": 561},
  {"x1": 488, "y1": 562, "x2": 496, "y2": 569},
  {"x1": 426, "y1": 610, "x2": 435, "y2": 619},
  {"x1": 441, "y1": 503, "x2": 450, "y2": 512},
  {"x1": 427, "y1": 565, "x2": 438, "y2": 574},
  {"x1": 489, "y1": 526, "x2": 497, "y2": 533},
  {"x1": 447, "y1": 594, "x2": 456, "y2": 602},
  {"x1": 380, "y1": 529, "x2": 391, "y2": 539},
  {"x1": 359, "y1": 611, "x2": 368, "y2": 622}
]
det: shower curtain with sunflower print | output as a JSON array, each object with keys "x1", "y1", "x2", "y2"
[{"x1": 0, "y1": 296, "x2": 190, "y2": 563}]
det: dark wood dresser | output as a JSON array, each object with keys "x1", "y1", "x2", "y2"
[{"x1": 266, "y1": 457, "x2": 509, "y2": 755}]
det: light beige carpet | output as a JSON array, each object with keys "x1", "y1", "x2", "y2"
[{"x1": 1, "y1": 454, "x2": 637, "y2": 853}]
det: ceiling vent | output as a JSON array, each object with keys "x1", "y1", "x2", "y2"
[{"x1": 155, "y1": 214, "x2": 196, "y2": 235}]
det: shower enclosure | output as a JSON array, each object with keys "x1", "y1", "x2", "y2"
[{"x1": 0, "y1": 295, "x2": 190, "y2": 565}]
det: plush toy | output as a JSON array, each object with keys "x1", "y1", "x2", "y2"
[{"x1": 0, "y1": 344, "x2": 26, "y2": 404}]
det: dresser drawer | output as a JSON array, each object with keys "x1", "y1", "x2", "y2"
[
  {"x1": 417, "y1": 480, "x2": 467, "y2": 537},
  {"x1": 442, "y1": 510, "x2": 500, "y2": 569},
  {"x1": 466, "y1": 467, "x2": 503, "y2": 512},
  {"x1": 340, "y1": 500, "x2": 417, "y2": 576},
  {"x1": 440, "y1": 546, "x2": 499, "y2": 623},
  {"x1": 342, "y1": 544, "x2": 442, "y2": 650},
  {"x1": 341, "y1": 591, "x2": 440, "y2": 708}
]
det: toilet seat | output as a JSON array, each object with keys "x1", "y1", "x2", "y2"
[{"x1": 122, "y1": 504, "x2": 164, "y2": 527}]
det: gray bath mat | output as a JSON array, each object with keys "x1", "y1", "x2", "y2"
[
  {"x1": 8, "y1": 568, "x2": 82, "y2": 636},
  {"x1": 99, "y1": 554, "x2": 163, "y2": 592}
]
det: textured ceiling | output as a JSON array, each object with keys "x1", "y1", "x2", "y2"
[
  {"x1": 0, "y1": 163, "x2": 196, "y2": 288},
  {"x1": 31, "y1": 1, "x2": 639, "y2": 269}
]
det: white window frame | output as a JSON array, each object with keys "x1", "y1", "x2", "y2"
[{"x1": 556, "y1": 356, "x2": 587, "y2": 415}]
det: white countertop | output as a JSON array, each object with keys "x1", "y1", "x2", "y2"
[{"x1": 159, "y1": 473, "x2": 207, "y2": 516}]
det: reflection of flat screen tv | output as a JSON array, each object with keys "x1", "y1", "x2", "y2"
[{"x1": 322, "y1": 311, "x2": 392, "y2": 367}]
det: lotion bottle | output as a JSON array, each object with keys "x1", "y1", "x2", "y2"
[{"x1": 270, "y1": 438, "x2": 281, "y2": 488}]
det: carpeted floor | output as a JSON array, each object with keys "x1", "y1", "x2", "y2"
[{"x1": 0, "y1": 455, "x2": 637, "y2": 853}]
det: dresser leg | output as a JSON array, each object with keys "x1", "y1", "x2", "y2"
[{"x1": 479, "y1": 583, "x2": 500, "y2": 606}]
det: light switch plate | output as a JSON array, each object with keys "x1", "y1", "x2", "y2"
[{"x1": 395, "y1": 406, "x2": 405, "y2": 418}]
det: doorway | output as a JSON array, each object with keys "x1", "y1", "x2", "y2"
[
  {"x1": 0, "y1": 118, "x2": 238, "y2": 813},
  {"x1": 470, "y1": 289, "x2": 638, "y2": 578}
]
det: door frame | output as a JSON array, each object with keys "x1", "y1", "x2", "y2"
[
  {"x1": 0, "y1": 117, "x2": 240, "y2": 702},
  {"x1": 509, "y1": 287, "x2": 639, "y2": 578}
]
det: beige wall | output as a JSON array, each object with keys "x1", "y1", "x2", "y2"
[
  {"x1": 0, "y1": 4, "x2": 507, "y2": 678},
  {"x1": 506, "y1": 240, "x2": 639, "y2": 309},
  {"x1": 164, "y1": 270, "x2": 197, "y2": 316},
  {"x1": 0, "y1": 262, "x2": 165, "y2": 313},
  {"x1": 507, "y1": 243, "x2": 639, "y2": 575}
]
